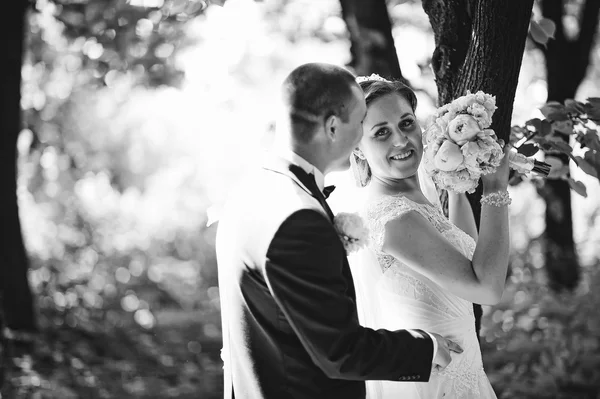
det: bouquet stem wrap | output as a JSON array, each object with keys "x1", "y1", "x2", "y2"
[{"x1": 507, "y1": 150, "x2": 551, "y2": 176}]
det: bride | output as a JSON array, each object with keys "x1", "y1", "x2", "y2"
[{"x1": 347, "y1": 75, "x2": 510, "y2": 399}]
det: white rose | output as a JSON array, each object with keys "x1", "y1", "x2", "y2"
[
  {"x1": 448, "y1": 114, "x2": 482, "y2": 145},
  {"x1": 424, "y1": 122, "x2": 443, "y2": 144},
  {"x1": 333, "y1": 212, "x2": 370, "y2": 253},
  {"x1": 434, "y1": 140, "x2": 464, "y2": 171}
]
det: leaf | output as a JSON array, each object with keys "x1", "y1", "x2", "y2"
[
  {"x1": 509, "y1": 173, "x2": 524, "y2": 186},
  {"x1": 584, "y1": 150, "x2": 600, "y2": 178},
  {"x1": 564, "y1": 99, "x2": 585, "y2": 114},
  {"x1": 548, "y1": 140, "x2": 574, "y2": 154},
  {"x1": 566, "y1": 177, "x2": 588, "y2": 197},
  {"x1": 540, "y1": 138, "x2": 580, "y2": 168},
  {"x1": 545, "y1": 156, "x2": 569, "y2": 179},
  {"x1": 538, "y1": 138, "x2": 553, "y2": 151},
  {"x1": 584, "y1": 101, "x2": 600, "y2": 122},
  {"x1": 540, "y1": 102, "x2": 569, "y2": 121},
  {"x1": 574, "y1": 156, "x2": 598, "y2": 178},
  {"x1": 541, "y1": 120, "x2": 553, "y2": 136},
  {"x1": 531, "y1": 134, "x2": 548, "y2": 144},
  {"x1": 552, "y1": 120, "x2": 574, "y2": 135},
  {"x1": 582, "y1": 131, "x2": 600, "y2": 152},
  {"x1": 587, "y1": 97, "x2": 600, "y2": 106},
  {"x1": 517, "y1": 143, "x2": 539, "y2": 156},
  {"x1": 529, "y1": 20, "x2": 550, "y2": 45},
  {"x1": 526, "y1": 118, "x2": 542, "y2": 132},
  {"x1": 538, "y1": 18, "x2": 556, "y2": 39}
]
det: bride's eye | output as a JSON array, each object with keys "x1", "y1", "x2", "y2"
[
  {"x1": 400, "y1": 119, "x2": 415, "y2": 129},
  {"x1": 375, "y1": 127, "x2": 391, "y2": 138}
]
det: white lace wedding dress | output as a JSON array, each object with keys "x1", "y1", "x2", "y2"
[{"x1": 357, "y1": 194, "x2": 497, "y2": 399}]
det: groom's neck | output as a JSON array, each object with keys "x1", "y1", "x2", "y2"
[
  {"x1": 295, "y1": 147, "x2": 328, "y2": 175},
  {"x1": 275, "y1": 140, "x2": 329, "y2": 176}
]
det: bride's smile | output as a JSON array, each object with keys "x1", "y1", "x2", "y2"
[{"x1": 390, "y1": 149, "x2": 414, "y2": 161}]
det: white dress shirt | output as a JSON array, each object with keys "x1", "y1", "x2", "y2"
[{"x1": 277, "y1": 149, "x2": 325, "y2": 193}]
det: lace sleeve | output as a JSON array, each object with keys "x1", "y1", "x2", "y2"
[{"x1": 365, "y1": 196, "x2": 414, "y2": 251}]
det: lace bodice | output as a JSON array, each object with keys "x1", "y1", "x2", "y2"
[
  {"x1": 365, "y1": 195, "x2": 476, "y2": 272},
  {"x1": 363, "y1": 194, "x2": 477, "y2": 317},
  {"x1": 361, "y1": 194, "x2": 494, "y2": 399}
]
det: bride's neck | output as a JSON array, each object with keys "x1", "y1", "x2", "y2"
[{"x1": 368, "y1": 175, "x2": 428, "y2": 202}]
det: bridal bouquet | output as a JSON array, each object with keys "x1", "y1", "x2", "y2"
[{"x1": 423, "y1": 91, "x2": 551, "y2": 193}]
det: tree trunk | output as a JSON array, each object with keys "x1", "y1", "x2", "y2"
[
  {"x1": 537, "y1": 0, "x2": 600, "y2": 291},
  {"x1": 0, "y1": 2, "x2": 36, "y2": 333},
  {"x1": 339, "y1": 0, "x2": 404, "y2": 81},
  {"x1": 423, "y1": 0, "x2": 534, "y2": 337}
]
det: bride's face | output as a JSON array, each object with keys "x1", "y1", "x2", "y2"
[{"x1": 359, "y1": 93, "x2": 423, "y2": 181}]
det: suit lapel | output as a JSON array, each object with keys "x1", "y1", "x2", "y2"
[
  {"x1": 263, "y1": 156, "x2": 335, "y2": 221},
  {"x1": 264, "y1": 156, "x2": 355, "y2": 302},
  {"x1": 263, "y1": 156, "x2": 313, "y2": 196}
]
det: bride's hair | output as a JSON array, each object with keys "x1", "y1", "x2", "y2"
[
  {"x1": 358, "y1": 79, "x2": 417, "y2": 111},
  {"x1": 351, "y1": 78, "x2": 418, "y2": 187}
]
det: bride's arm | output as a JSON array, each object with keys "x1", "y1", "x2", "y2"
[
  {"x1": 448, "y1": 192, "x2": 478, "y2": 241},
  {"x1": 383, "y1": 152, "x2": 510, "y2": 305}
]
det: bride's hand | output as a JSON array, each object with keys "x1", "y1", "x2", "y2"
[
  {"x1": 481, "y1": 145, "x2": 510, "y2": 193},
  {"x1": 430, "y1": 333, "x2": 463, "y2": 371}
]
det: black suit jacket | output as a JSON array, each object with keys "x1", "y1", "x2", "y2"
[{"x1": 216, "y1": 157, "x2": 434, "y2": 399}]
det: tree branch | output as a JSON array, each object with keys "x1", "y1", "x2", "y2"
[
  {"x1": 340, "y1": 0, "x2": 404, "y2": 81},
  {"x1": 575, "y1": 0, "x2": 600, "y2": 76}
]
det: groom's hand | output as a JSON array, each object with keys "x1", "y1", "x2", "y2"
[{"x1": 430, "y1": 333, "x2": 463, "y2": 371}]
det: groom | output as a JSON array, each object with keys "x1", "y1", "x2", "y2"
[{"x1": 216, "y1": 63, "x2": 461, "y2": 399}]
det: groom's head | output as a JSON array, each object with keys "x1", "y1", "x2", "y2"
[{"x1": 278, "y1": 63, "x2": 367, "y2": 173}]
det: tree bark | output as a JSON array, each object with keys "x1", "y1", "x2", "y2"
[
  {"x1": 423, "y1": 0, "x2": 534, "y2": 337},
  {"x1": 538, "y1": 0, "x2": 600, "y2": 291},
  {"x1": 339, "y1": 0, "x2": 404, "y2": 81},
  {"x1": 0, "y1": 2, "x2": 36, "y2": 333}
]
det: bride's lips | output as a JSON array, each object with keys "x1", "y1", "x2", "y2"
[{"x1": 389, "y1": 149, "x2": 414, "y2": 161}]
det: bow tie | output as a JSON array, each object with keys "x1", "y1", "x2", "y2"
[
  {"x1": 289, "y1": 164, "x2": 335, "y2": 199},
  {"x1": 323, "y1": 185, "x2": 336, "y2": 199}
]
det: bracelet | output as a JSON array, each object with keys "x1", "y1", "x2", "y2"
[{"x1": 480, "y1": 190, "x2": 511, "y2": 207}]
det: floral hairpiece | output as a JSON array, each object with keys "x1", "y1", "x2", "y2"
[{"x1": 356, "y1": 73, "x2": 390, "y2": 84}]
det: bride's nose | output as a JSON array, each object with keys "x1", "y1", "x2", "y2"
[{"x1": 391, "y1": 130, "x2": 409, "y2": 147}]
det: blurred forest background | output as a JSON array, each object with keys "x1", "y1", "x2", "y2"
[{"x1": 1, "y1": 0, "x2": 599, "y2": 398}]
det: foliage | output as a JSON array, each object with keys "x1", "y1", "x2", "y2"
[
  {"x1": 3, "y1": 3, "x2": 227, "y2": 397},
  {"x1": 482, "y1": 245, "x2": 600, "y2": 399},
  {"x1": 5, "y1": 80, "x2": 223, "y2": 397},
  {"x1": 38, "y1": 0, "x2": 219, "y2": 87},
  {"x1": 509, "y1": 98, "x2": 600, "y2": 197}
]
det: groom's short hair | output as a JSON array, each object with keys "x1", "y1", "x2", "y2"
[{"x1": 281, "y1": 63, "x2": 358, "y2": 142}]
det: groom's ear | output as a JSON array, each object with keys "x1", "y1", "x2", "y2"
[{"x1": 324, "y1": 114, "x2": 338, "y2": 141}]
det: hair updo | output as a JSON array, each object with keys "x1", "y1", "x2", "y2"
[{"x1": 357, "y1": 79, "x2": 418, "y2": 110}]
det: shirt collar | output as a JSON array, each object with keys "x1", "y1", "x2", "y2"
[{"x1": 276, "y1": 148, "x2": 325, "y2": 192}]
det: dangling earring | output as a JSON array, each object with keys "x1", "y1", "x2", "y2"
[{"x1": 350, "y1": 150, "x2": 371, "y2": 187}]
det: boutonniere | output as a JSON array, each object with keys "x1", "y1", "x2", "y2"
[{"x1": 333, "y1": 212, "x2": 370, "y2": 254}]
